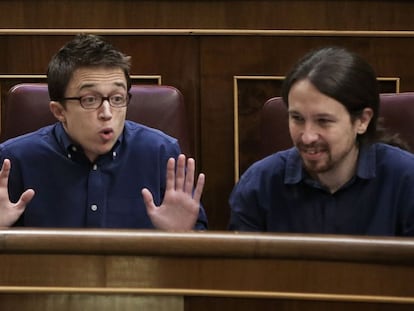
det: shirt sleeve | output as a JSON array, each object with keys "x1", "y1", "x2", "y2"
[{"x1": 228, "y1": 167, "x2": 267, "y2": 231}]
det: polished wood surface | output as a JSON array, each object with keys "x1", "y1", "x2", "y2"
[
  {"x1": 2, "y1": 229, "x2": 414, "y2": 262},
  {"x1": 0, "y1": 229, "x2": 413, "y2": 310},
  {"x1": 0, "y1": 1, "x2": 414, "y2": 30},
  {"x1": 1, "y1": 1, "x2": 414, "y2": 230}
]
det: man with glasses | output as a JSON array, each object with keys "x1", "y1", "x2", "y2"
[{"x1": 0, "y1": 34, "x2": 207, "y2": 230}]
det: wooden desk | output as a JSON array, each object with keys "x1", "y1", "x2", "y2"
[{"x1": 0, "y1": 229, "x2": 413, "y2": 310}]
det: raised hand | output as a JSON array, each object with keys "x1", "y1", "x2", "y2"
[
  {"x1": 142, "y1": 154, "x2": 205, "y2": 230},
  {"x1": 0, "y1": 159, "x2": 35, "y2": 227}
]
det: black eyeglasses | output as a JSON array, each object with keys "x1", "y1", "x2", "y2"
[{"x1": 61, "y1": 93, "x2": 132, "y2": 110}]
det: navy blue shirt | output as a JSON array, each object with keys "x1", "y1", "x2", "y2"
[
  {"x1": 229, "y1": 144, "x2": 414, "y2": 236},
  {"x1": 0, "y1": 121, "x2": 207, "y2": 229}
]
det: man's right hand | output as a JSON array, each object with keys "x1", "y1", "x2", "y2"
[{"x1": 0, "y1": 159, "x2": 35, "y2": 227}]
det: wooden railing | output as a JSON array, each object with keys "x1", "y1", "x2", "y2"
[{"x1": 0, "y1": 229, "x2": 413, "y2": 310}]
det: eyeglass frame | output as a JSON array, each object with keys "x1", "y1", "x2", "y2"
[{"x1": 59, "y1": 93, "x2": 132, "y2": 110}]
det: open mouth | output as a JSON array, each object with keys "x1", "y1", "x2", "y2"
[{"x1": 99, "y1": 128, "x2": 114, "y2": 141}]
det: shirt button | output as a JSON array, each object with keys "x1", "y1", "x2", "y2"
[
  {"x1": 71, "y1": 146, "x2": 77, "y2": 152},
  {"x1": 91, "y1": 204, "x2": 98, "y2": 211},
  {"x1": 92, "y1": 164, "x2": 98, "y2": 170}
]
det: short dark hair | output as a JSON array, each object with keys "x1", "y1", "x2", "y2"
[
  {"x1": 281, "y1": 46, "x2": 380, "y2": 146},
  {"x1": 47, "y1": 34, "x2": 131, "y2": 102}
]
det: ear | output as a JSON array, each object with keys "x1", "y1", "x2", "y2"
[
  {"x1": 49, "y1": 101, "x2": 66, "y2": 123},
  {"x1": 356, "y1": 108, "x2": 374, "y2": 134}
]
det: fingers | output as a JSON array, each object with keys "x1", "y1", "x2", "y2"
[
  {"x1": 165, "y1": 157, "x2": 176, "y2": 192},
  {"x1": 184, "y1": 158, "x2": 195, "y2": 194},
  {"x1": 165, "y1": 154, "x2": 188, "y2": 192},
  {"x1": 1, "y1": 159, "x2": 35, "y2": 207},
  {"x1": 142, "y1": 188, "x2": 156, "y2": 213},
  {"x1": 181, "y1": 156, "x2": 204, "y2": 200},
  {"x1": 1, "y1": 159, "x2": 11, "y2": 172},
  {"x1": 0, "y1": 159, "x2": 11, "y2": 187},
  {"x1": 165, "y1": 154, "x2": 204, "y2": 199},
  {"x1": 175, "y1": 154, "x2": 186, "y2": 191},
  {"x1": 15, "y1": 189, "x2": 35, "y2": 210},
  {"x1": 192, "y1": 173, "x2": 205, "y2": 203}
]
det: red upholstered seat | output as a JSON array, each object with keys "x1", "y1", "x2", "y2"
[{"x1": 378, "y1": 93, "x2": 414, "y2": 152}]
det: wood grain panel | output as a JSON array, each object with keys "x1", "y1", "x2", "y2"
[
  {"x1": 0, "y1": 230, "x2": 414, "y2": 310},
  {"x1": 1, "y1": 1, "x2": 414, "y2": 30},
  {"x1": 0, "y1": 294, "x2": 182, "y2": 311},
  {"x1": 185, "y1": 297, "x2": 414, "y2": 311}
]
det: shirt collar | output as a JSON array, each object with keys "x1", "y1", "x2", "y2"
[
  {"x1": 54, "y1": 122, "x2": 73, "y2": 151},
  {"x1": 355, "y1": 144, "x2": 376, "y2": 179},
  {"x1": 284, "y1": 148, "x2": 304, "y2": 184},
  {"x1": 283, "y1": 144, "x2": 377, "y2": 185},
  {"x1": 53, "y1": 122, "x2": 123, "y2": 161}
]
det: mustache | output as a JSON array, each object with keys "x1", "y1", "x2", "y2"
[{"x1": 296, "y1": 142, "x2": 328, "y2": 152}]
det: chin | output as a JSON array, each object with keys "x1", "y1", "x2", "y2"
[{"x1": 304, "y1": 161, "x2": 331, "y2": 174}]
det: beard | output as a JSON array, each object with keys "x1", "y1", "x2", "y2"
[
  {"x1": 296, "y1": 142, "x2": 333, "y2": 174},
  {"x1": 303, "y1": 156, "x2": 333, "y2": 174},
  {"x1": 297, "y1": 139, "x2": 359, "y2": 178}
]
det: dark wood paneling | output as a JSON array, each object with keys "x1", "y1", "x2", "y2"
[
  {"x1": 1, "y1": 1, "x2": 414, "y2": 30},
  {"x1": 185, "y1": 297, "x2": 414, "y2": 311},
  {"x1": 1, "y1": 230, "x2": 414, "y2": 310}
]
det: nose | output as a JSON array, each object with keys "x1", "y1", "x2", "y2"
[
  {"x1": 301, "y1": 123, "x2": 319, "y2": 144},
  {"x1": 98, "y1": 99, "x2": 113, "y2": 120}
]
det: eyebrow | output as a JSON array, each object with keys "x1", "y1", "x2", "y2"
[
  {"x1": 314, "y1": 113, "x2": 336, "y2": 119},
  {"x1": 288, "y1": 110, "x2": 338, "y2": 119},
  {"x1": 79, "y1": 81, "x2": 127, "y2": 91}
]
